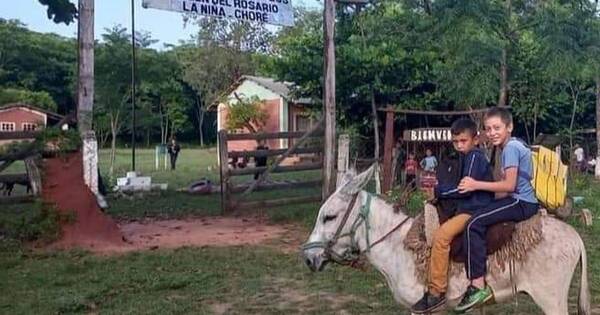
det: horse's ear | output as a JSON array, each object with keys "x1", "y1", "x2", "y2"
[
  {"x1": 336, "y1": 167, "x2": 356, "y2": 188},
  {"x1": 340, "y1": 163, "x2": 375, "y2": 196}
]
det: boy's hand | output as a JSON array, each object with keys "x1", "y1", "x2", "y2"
[{"x1": 458, "y1": 176, "x2": 478, "y2": 193}]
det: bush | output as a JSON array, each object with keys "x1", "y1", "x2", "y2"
[{"x1": 0, "y1": 202, "x2": 74, "y2": 246}]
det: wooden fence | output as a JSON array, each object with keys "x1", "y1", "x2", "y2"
[
  {"x1": 0, "y1": 155, "x2": 41, "y2": 205},
  {"x1": 218, "y1": 124, "x2": 324, "y2": 213}
]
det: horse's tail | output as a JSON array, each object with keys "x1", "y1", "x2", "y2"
[{"x1": 578, "y1": 236, "x2": 590, "y2": 315}]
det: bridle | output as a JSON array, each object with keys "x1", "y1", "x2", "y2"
[{"x1": 302, "y1": 191, "x2": 411, "y2": 266}]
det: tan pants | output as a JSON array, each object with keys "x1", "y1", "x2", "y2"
[{"x1": 429, "y1": 213, "x2": 471, "y2": 295}]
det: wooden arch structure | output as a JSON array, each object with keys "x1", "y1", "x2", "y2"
[{"x1": 378, "y1": 107, "x2": 492, "y2": 192}]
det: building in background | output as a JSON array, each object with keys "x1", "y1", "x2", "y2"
[{"x1": 215, "y1": 75, "x2": 314, "y2": 152}]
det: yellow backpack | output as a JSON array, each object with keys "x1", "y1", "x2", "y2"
[{"x1": 530, "y1": 145, "x2": 568, "y2": 210}]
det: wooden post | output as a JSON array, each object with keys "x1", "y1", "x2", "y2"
[
  {"x1": 218, "y1": 130, "x2": 230, "y2": 214},
  {"x1": 77, "y1": 0, "x2": 94, "y2": 133},
  {"x1": 336, "y1": 134, "x2": 349, "y2": 187},
  {"x1": 322, "y1": 0, "x2": 336, "y2": 200},
  {"x1": 24, "y1": 157, "x2": 41, "y2": 196},
  {"x1": 382, "y1": 107, "x2": 395, "y2": 192}
]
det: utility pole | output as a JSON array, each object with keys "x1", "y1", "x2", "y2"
[
  {"x1": 322, "y1": 0, "x2": 336, "y2": 199},
  {"x1": 321, "y1": 0, "x2": 368, "y2": 199},
  {"x1": 131, "y1": 0, "x2": 137, "y2": 171},
  {"x1": 77, "y1": 0, "x2": 94, "y2": 133}
]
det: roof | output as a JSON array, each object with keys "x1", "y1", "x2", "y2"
[
  {"x1": 212, "y1": 75, "x2": 313, "y2": 108},
  {"x1": 0, "y1": 103, "x2": 64, "y2": 121}
]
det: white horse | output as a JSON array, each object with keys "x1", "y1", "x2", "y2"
[{"x1": 302, "y1": 165, "x2": 590, "y2": 315}]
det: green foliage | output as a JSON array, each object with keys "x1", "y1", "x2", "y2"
[
  {"x1": 225, "y1": 96, "x2": 269, "y2": 133},
  {"x1": 0, "y1": 19, "x2": 76, "y2": 114},
  {"x1": 0, "y1": 88, "x2": 57, "y2": 111},
  {"x1": 0, "y1": 201, "x2": 73, "y2": 244},
  {"x1": 36, "y1": 128, "x2": 81, "y2": 154}
]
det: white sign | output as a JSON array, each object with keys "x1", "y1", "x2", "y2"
[
  {"x1": 405, "y1": 129, "x2": 452, "y2": 142},
  {"x1": 142, "y1": 0, "x2": 294, "y2": 26}
]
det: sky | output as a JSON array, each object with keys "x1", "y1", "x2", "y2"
[{"x1": 0, "y1": 0, "x2": 321, "y2": 49}]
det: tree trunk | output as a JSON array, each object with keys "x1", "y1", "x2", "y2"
[
  {"x1": 533, "y1": 101, "x2": 539, "y2": 140},
  {"x1": 196, "y1": 97, "x2": 205, "y2": 147},
  {"x1": 109, "y1": 124, "x2": 117, "y2": 178},
  {"x1": 523, "y1": 117, "x2": 531, "y2": 143},
  {"x1": 109, "y1": 111, "x2": 120, "y2": 178},
  {"x1": 498, "y1": 47, "x2": 509, "y2": 107},
  {"x1": 322, "y1": 0, "x2": 337, "y2": 199},
  {"x1": 568, "y1": 82, "x2": 579, "y2": 157},
  {"x1": 595, "y1": 77, "x2": 600, "y2": 178},
  {"x1": 371, "y1": 90, "x2": 381, "y2": 194},
  {"x1": 77, "y1": 0, "x2": 94, "y2": 133},
  {"x1": 146, "y1": 129, "x2": 150, "y2": 147}
]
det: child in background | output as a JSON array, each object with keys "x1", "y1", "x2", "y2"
[
  {"x1": 405, "y1": 153, "x2": 419, "y2": 188},
  {"x1": 421, "y1": 148, "x2": 438, "y2": 173}
]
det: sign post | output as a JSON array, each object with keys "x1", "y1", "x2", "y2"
[{"x1": 142, "y1": 0, "x2": 294, "y2": 26}]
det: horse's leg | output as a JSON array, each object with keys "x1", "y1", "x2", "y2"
[{"x1": 517, "y1": 248, "x2": 577, "y2": 315}]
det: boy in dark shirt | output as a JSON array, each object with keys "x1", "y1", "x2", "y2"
[{"x1": 412, "y1": 118, "x2": 494, "y2": 314}]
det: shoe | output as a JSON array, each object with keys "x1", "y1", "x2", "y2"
[
  {"x1": 454, "y1": 285, "x2": 493, "y2": 313},
  {"x1": 411, "y1": 291, "x2": 446, "y2": 314}
]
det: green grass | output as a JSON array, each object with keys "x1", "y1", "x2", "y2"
[{"x1": 1, "y1": 149, "x2": 599, "y2": 314}]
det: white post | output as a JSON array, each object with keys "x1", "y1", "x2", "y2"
[
  {"x1": 155, "y1": 145, "x2": 159, "y2": 170},
  {"x1": 336, "y1": 134, "x2": 349, "y2": 188},
  {"x1": 164, "y1": 150, "x2": 168, "y2": 170},
  {"x1": 82, "y1": 131, "x2": 98, "y2": 194}
]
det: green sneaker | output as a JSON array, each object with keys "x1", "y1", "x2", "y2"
[{"x1": 454, "y1": 285, "x2": 493, "y2": 313}]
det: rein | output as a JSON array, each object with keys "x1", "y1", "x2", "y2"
[{"x1": 302, "y1": 191, "x2": 411, "y2": 266}]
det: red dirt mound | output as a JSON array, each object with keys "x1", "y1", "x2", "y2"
[{"x1": 43, "y1": 152, "x2": 124, "y2": 249}]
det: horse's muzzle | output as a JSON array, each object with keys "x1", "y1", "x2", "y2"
[{"x1": 302, "y1": 248, "x2": 328, "y2": 272}]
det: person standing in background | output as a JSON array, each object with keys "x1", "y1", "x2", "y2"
[
  {"x1": 167, "y1": 138, "x2": 181, "y2": 170},
  {"x1": 574, "y1": 144, "x2": 585, "y2": 172}
]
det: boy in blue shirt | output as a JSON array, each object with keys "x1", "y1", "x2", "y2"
[{"x1": 455, "y1": 107, "x2": 539, "y2": 312}]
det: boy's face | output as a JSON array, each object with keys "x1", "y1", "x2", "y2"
[
  {"x1": 484, "y1": 116, "x2": 512, "y2": 146},
  {"x1": 426, "y1": 149, "x2": 432, "y2": 156},
  {"x1": 452, "y1": 131, "x2": 478, "y2": 153}
]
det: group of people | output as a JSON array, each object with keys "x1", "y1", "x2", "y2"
[
  {"x1": 403, "y1": 148, "x2": 438, "y2": 188},
  {"x1": 411, "y1": 107, "x2": 540, "y2": 314}
]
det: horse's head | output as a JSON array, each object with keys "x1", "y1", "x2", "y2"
[{"x1": 302, "y1": 164, "x2": 376, "y2": 272}]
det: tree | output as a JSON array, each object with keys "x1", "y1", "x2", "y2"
[
  {"x1": 95, "y1": 26, "x2": 132, "y2": 177},
  {"x1": 225, "y1": 96, "x2": 269, "y2": 134},
  {"x1": 0, "y1": 19, "x2": 76, "y2": 114},
  {"x1": 0, "y1": 88, "x2": 57, "y2": 111},
  {"x1": 177, "y1": 17, "x2": 272, "y2": 145}
]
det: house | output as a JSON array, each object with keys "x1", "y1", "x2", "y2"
[
  {"x1": 216, "y1": 75, "x2": 315, "y2": 152},
  {"x1": 0, "y1": 103, "x2": 66, "y2": 145}
]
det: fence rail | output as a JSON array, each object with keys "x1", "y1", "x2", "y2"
[{"x1": 218, "y1": 126, "x2": 324, "y2": 213}]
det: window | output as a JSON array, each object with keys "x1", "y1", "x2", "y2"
[
  {"x1": 0, "y1": 122, "x2": 15, "y2": 132},
  {"x1": 22, "y1": 123, "x2": 37, "y2": 131}
]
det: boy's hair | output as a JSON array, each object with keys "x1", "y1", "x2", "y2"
[
  {"x1": 484, "y1": 106, "x2": 513, "y2": 126},
  {"x1": 450, "y1": 118, "x2": 478, "y2": 137}
]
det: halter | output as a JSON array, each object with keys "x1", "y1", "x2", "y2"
[{"x1": 302, "y1": 191, "x2": 411, "y2": 266}]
